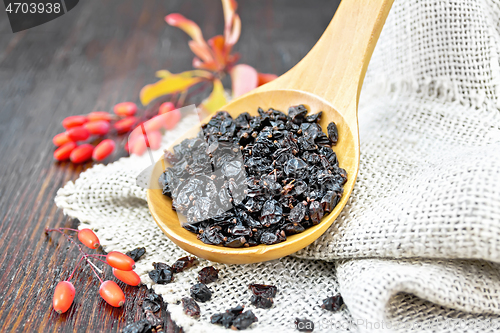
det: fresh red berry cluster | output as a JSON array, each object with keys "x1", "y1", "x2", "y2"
[
  {"x1": 46, "y1": 227, "x2": 141, "y2": 313},
  {"x1": 53, "y1": 101, "x2": 181, "y2": 163}
]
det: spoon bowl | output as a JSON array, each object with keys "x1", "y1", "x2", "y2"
[{"x1": 147, "y1": 0, "x2": 393, "y2": 264}]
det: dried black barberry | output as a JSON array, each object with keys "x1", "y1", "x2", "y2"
[
  {"x1": 182, "y1": 297, "x2": 200, "y2": 318},
  {"x1": 125, "y1": 247, "x2": 146, "y2": 262},
  {"x1": 142, "y1": 289, "x2": 163, "y2": 313},
  {"x1": 327, "y1": 122, "x2": 338, "y2": 145},
  {"x1": 148, "y1": 262, "x2": 174, "y2": 284},
  {"x1": 231, "y1": 310, "x2": 258, "y2": 330},
  {"x1": 249, "y1": 284, "x2": 278, "y2": 298},
  {"x1": 211, "y1": 305, "x2": 245, "y2": 328},
  {"x1": 122, "y1": 319, "x2": 152, "y2": 333},
  {"x1": 190, "y1": 283, "x2": 212, "y2": 302},
  {"x1": 249, "y1": 295, "x2": 273, "y2": 309},
  {"x1": 171, "y1": 256, "x2": 198, "y2": 273},
  {"x1": 295, "y1": 318, "x2": 314, "y2": 332},
  {"x1": 211, "y1": 307, "x2": 257, "y2": 330},
  {"x1": 160, "y1": 106, "x2": 347, "y2": 247},
  {"x1": 321, "y1": 294, "x2": 344, "y2": 312},
  {"x1": 198, "y1": 266, "x2": 219, "y2": 284}
]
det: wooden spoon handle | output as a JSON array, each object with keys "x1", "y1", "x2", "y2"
[{"x1": 261, "y1": 0, "x2": 394, "y2": 126}]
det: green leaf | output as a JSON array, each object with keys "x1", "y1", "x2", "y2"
[
  {"x1": 201, "y1": 79, "x2": 228, "y2": 113},
  {"x1": 140, "y1": 70, "x2": 211, "y2": 106}
]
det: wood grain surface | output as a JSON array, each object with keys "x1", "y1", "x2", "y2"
[{"x1": 0, "y1": 1, "x2": 338, "y2": 332}]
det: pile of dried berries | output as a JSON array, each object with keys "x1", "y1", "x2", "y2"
[
  {"x1": 248, "y1": 283, "x2": 277, "y2": 309},
  {"x1": 159, "y1": 105, "x2": 347, "y2": 247},
  {"x1": 45, "y1": 228, "x2": 143, "y2": 313},
  {"x1": 148, "y1": 256, "x2": 198, "y2": 285},
  {"x1": 210, "y1": 305, "x2": 258, "y2": 330}
]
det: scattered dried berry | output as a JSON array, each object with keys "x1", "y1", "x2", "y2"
[
  {"x1": 148, "y1": 262, "x2": 174, "y2": 284},
  {"x1": 172, "y1": 256, "x2": 198, "y2": 273},
  {"x1": 249, "y1": 295, "x2": 273, "y2": 309},
  {"x1": 182, "y1": 297, "x2": 200, "y2": 318},
  {"x1": 321, "y1": 294, "x2": 343, "y2": 312},
  {"x1": 249, "y1": 284, "x2": 277, "y2": 298},
  {"x1": 122, "y1": 319, "x2": 152, "y2": 333},
  {"x1": 125, "y1": 247, "x2": 146, "y2": 262},
  {"x1": 198, "y1": 266, "x2": 219, "y2": 284},
  {"x1": 160, "y1": 106, "x2": 346, "y2": 247},
  {"x1": 211, "y1": 305, "x2": 246, "y2": 329},
  {"x1": 231, "y1": 310, "x2": 258, "y2": 330},
  {"x1": 190, "y1": 283, "x2": 212, "y2": 302},
  {"x1": 295, "y1": 318, "x2": 314, "y2": 332},
  {"x1": 142, "y1": 290, "x2": 163, "y2": 313}
]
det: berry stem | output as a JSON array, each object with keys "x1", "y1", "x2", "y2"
[
  {"x1": 66, "y1": 255, "x2": 84, "y2": 281},
  {"x1": 58, "y1": 227, "x2": 80, "y2": 232},
  {"x1": 46, "y1": 227, "x2": 105, "y2": 282},
  {"x1": 86, "y1": 259, "x2": 104, "y2": 283}
]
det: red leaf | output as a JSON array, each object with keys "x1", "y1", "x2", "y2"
[
  {"x1": 208, "y1": 35, "x2": 226, "y2": 69},
  {"x1": 165, "y1": 14, "x2": 206, "y2": 45},
  {"x1": 188, "y1": 40, "x2": 214, "y2": 64},
  {"x1": 257, "y1": 73, "x2": 278, "y2": 86},
  {"x1": 230, "y1": 64, "x2": 259, "y2": 98}
]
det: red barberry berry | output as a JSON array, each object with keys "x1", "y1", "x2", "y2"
[
  {"x1": 62, "y1": 115, "x2": 87, "y2": 129},
  {"x1": 144, "y1": 116, "x2": 165, "y2": 132},
  {"x1": 87, "y1": 111, "x2": 113, "y2": 122},
  {"x1": 158, "y1": 101, "x2": 175, "y2": 115},
  {"x1": 106, "y1": 251, "x2": 135, "y2": 271},
  {"x1": 99, "y1": 280, "x2": 125, "y2": 307},
  {"x1": 53, "y1": 132, "x2": 72, "y2": 147},
  {"x1": 66, "y1": 127, "x2": 90, "y2": 141},
  {"x1": 112, "y1": 268, "x2": 141, "y2": 286},
  {"x1": 129, "y1": 135, "x2": 146, "y2": 156},
  {"x1": 114, "y1": 102, "x2": 137, "y2": 117},
  {"x1": 163, "y1": 109, "x2": 181, "y2": 130},
  {"x1": 77, "y1": 228, "x2": 100, "y2": 249},
  {"x1": 93, "y1": 139, "x2": 115, "y2": 161},
  {"x1": 53, "y1": 281, "x2": 75, "y2": 314},
  {"x1": 70, "y1": 144, "x2": 94, "y2": 164},
  {"x1": 84, "y1": 121, "x2": 110, "y2": 136},
  {"x1": 146, "y1": 131, "x2": 162, "y2": 150},
  {"x1": 113, "y1": 117, "x2": 137, "y2": 134},
  {"x1": 54, "y1": 142, "x2": 77, "y2": 161}
]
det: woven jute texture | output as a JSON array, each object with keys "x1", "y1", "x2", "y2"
[{"x1": 55, "y1": 0, "x2": 500, "y2": 331}]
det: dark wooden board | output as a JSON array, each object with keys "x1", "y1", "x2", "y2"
[{"x1": 0, "y1": 1, "x2": 339, "y2": 331}]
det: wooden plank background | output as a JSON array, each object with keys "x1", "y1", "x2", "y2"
[{"x1": 0, "y1": 1, "x2": 339, "y2": 331}]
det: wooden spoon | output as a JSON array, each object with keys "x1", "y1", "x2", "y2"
[{"x1": 147, "y1": 0, "x2": 394, "y2": 264}]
